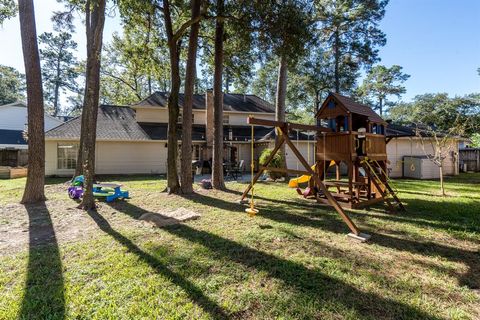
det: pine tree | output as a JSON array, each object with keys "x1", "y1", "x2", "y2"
[
  {"x1": 211, "y1": 0, "x2": 225, "y2": 189},
  {"x1": 39, "y1": 31, "x2": 80, "y2": 116},
  {"x1": 357, "y1": 64, "x2": 410, "y2": 115},
  {"x1": 180, "y1": 0, "x2": 203, "y2": 194},
  {"x1": 77, "y1": 0, "x2": 107, "y2": 210},
  {"x1": 0, "y1": 65, "x2": 25, "y2": 104},
  {"x1": 315, "y1": 0, "x2": 388, "y2": 93},
  {"x1": 18, "y1": 0, "x2": 46, "y2": 203}
]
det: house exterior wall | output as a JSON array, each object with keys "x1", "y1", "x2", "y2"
[
  {"x1": 0, "y1": 105, "x2": 62, "y2": 131},
  {"x1": 96, "y1": 141, "x2": 167, "y2": 174},
  {"x1": 387, "y1": 137, "x2": 459, "y2": 178},
  {"x1": 45, "y1": 140, "x2": 60, "y2": 176},
  {"x1": 134, "y1": 107, "x2": 169, "y2": 123},
  {"x1": 46, "y1": 140, "x2": 168, "y2": 176},
  {"x1": 285, "y1": 142, "x2": 316, "y2": 170},
  {"x1": 134, "y1": 107, "x2": 275, "y2": 126},
  {"x1": 224, "y1": 112, "x2": 274, "y2": 125},
  {"x1": 235, "y1": 143, "x2": 251, "y2": 170}
]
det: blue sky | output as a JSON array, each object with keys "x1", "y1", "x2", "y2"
[
  {"x1": 377, "y1": 0, "x2": 480, "y2": 100},
  {"x1": 0, "y1": 0, "x2": 479, "y2": 102}
]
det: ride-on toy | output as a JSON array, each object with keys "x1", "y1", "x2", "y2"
[{"x1": 68, "y1": 175, "x2": 129, "y2": 202}]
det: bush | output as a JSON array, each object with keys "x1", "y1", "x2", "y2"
[{"x1": 259, "y1": 148, "x2": 284, "y2": 180}]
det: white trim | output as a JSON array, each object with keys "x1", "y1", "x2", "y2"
[{"x1": 0, "y1": 144, "x2": 28, "y2": 150}]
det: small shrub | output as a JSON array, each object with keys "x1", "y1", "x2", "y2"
[{"x1": 259, "y1": 148, "x2": 284, "y2": 180}]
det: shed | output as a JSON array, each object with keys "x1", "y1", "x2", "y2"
[{"x1": 403, "y1": 156, "x2": 442, "y2": 179}]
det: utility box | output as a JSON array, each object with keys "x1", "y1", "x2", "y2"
[{"x1": 403, "y1": 156, "x2": 440, "y2": 179}]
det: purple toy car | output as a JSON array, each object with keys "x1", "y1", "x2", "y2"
[{"x1": 68, "y1": 186, "x2": 84, "y2": 199}]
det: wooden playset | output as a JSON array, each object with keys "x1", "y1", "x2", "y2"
[{"x1": 242, "y1": 93, "x2": 405, "y2": 241}]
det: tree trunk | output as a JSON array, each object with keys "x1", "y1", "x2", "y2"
[
  {"x1": 275, "y1": 55, "x2": 288, "y2": 177},
  {"x1": 74, "y1": 86, "x2": 87, "y2": 177},
  {"x1": 224, "y1": 68, "x2": 229, "y2": 93},
  {"x1": 78, "y1": 0, "x2": 106, "y2": 210},
  {"x1": 53, "y1": 55, "x2": 62, "y2": 116},
  {"x1": 378, "y1": 96, "x2": 383, "y2": 116},
  {"x1": 148, "y1": 74, "x2": 152, "y2": 95},
  {"x1": 439, "y1": 164, "x2": 445, "y2": 196},
  {"x1": 163, "y1": 0, "x2": 181, "y2": 193},
  {"x1": 166, "y1": 47, "x2": 181, "y2": 194},
  {"x1": 334, "y1": 29, "x2": 340, "y2": 93},
  {"x1": 18, "y1": 0, "x2": 46, "y2": 204},
  {"x1": 315, "y1": 90, "x2": 321, "y2": 113},
  {"x1": 180, "y1": 0, "x2": 201, "y2": 194},
  {"x1": 212, "y1": 0, "x2": 225, "y2": 189}
]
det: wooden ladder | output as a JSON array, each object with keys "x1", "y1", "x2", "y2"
[{"x1": 360, "y1": 159, "x2": 405, "y2": 212}]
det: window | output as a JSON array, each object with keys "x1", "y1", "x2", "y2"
[
  {"x1": 223, "y1": 115, "x2": 229, "y2": 125},
  {"x1": 57, "y1": 143, "x2": 78, "y2": 169}
]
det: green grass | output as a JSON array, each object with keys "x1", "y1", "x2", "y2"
[{"x1": 0, "y1": 174, "x2": 479, "y2": 319}]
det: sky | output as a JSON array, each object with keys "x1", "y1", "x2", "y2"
[{"x1": 0, "y1": 0, "x2": 479, "y2": 102}]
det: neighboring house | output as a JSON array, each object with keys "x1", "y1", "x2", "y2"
[
  {"x1": 45, "y1": 91, "x2": 315, "y2": 176},
  {"x1": 0, "y1": 101, "x2": 63, "y2": 167},
  {"x1": 385, "y1": 123, "x2": 460, "y2": 178}
]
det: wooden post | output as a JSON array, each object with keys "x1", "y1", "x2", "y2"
[
  {"x1": 348, "y1": 162, "x2": 354, "y2": 202},
  {"x1": 280, "y1": 126, "x2": 364, "y2": 237},
  {"x1": 476, "y1": 150, "x2": 479, "y2": 172}
]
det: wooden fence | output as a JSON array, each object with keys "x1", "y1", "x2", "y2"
[{"x1": 459, "y1": 148, "x2": 480, "y2": 172}]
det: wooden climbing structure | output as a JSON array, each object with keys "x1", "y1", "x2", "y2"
[{"x1": 241, "y1": 92, "x2": 406, "y2": 241}]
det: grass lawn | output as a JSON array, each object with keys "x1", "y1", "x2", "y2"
[{"x1": 0, "y1": 173, "x2": 479, "y2": 319}]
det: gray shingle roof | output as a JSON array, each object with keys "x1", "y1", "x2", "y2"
[
  {"x1": 45, "y1": 105, "x2": 281, "y2": 142},
  {"x1": 133, "y1": 92, "x2": 275, "y2": 113},
  {"x1": 385, "y1": 123, "x2": 415, "y2": 137},
  {"x1": 45, "y1": 105, "x2": 151, "y2": 140}
]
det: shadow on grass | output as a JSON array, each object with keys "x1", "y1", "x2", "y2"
[
  {"x1": 20, "y1": 202, "x2": 65, "y2": 319},
  {"x1": 108, "y1": 200, "x2": 441, "y2": 319},
  {"x1": 85, "y1": 209, "x2": 228, "y2": 319},
  {"x1": 178, "y1": 190, "x2": 355, "y2": 236},
  {"x1": 364, "y1": 197, "x2": 480, "y2": 240},
  {"x1": 370, "y1": 233, "x2": 480, "y2": 289}
]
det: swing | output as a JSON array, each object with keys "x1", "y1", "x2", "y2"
[{"x1": 245, "y1": 123, "x2": 259, "y2": 216}]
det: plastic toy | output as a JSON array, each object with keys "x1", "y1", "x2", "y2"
[{"x1": 68, "y1": 175, "x2": 129, "y2": 202}]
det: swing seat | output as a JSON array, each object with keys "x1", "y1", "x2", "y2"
[
  {"x1": 303, "y1": 187, "x2": 314, "y2": 198},
  {"x1": 245, "y1": 207, "x2": 259, "y2": 216}
]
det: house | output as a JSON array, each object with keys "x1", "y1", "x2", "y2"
[
  {"x1": 385, "y1": 123, "x2": 460, "y2": 178},
  {"x1": 0, "y1": 101, "x2": 63, "y2": 167},
  {"x1": 46, "y1": 91, "x2": 461, "y2": 180},
  {"x1": 44, "y1": 91, "x2": 316, "y2": 177}
]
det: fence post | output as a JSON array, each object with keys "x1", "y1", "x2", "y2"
[{"x1": 476, "y1": 150, "x2": 479, "y2": 172}]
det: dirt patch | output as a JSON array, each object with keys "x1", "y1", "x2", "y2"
[
  {"x1": 0, "y1": 201, "x2": 101, "y2": 254},
  {"x1": 139, "y1": 208, "x2": 201, "y2": 227}
]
